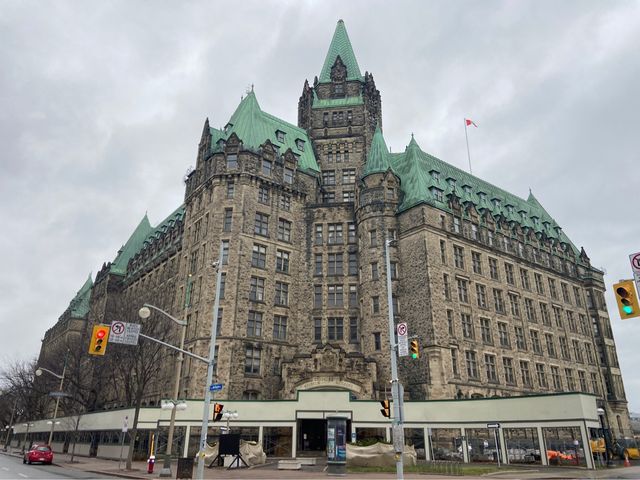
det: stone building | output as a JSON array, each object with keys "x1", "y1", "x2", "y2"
[{"x1": 38, "y1": 20, "x2": 631, "y2": 436}]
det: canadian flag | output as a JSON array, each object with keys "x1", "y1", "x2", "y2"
[{"x1": 465, "y1": 118, "x2": 478, "y2": 127}]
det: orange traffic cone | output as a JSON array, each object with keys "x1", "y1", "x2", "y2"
[{"x1": 624, "y1": 452, "x2": 631, "y2": 467}]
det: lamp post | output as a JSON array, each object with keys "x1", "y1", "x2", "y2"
[
  {"x1": 597, "y1": 407, "x2": 614, "y2": 467},
  {"x1": 35, "y1": 357, "x2": 67, "y2": 446},
  {"x1": 139, "y1": 276, "x2": 192, "y2": 479},
  {"x1": 221, "y1": 410, "x2": 238, "y2": 434},
  {"x1": 384, "y1": 237, "x2": 404, "y2": 480}
]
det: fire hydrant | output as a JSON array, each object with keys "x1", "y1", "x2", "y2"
[{"x1": 147, "y1": 455, "x2": 155, "y2": 474}]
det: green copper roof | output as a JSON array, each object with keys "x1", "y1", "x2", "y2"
[
  {"x1": 214, "y1": 91, "x2": 320, "y2": 173},
  {"x1": 311, "y1": 90, "x2": 363, "y2": 109},
  {"x1": 372, "y1": 135, "x2": 578, "y2": 251},
  {"x1": 319, "y1": 20, "x2": 363, "y2": 83},
  {"x1": 110, "y1": 214, "x2": 153, "y2": 275},
  {"x1": 69, "y1": 273, "x2": 93, "y2": 318},
  {"x1": 362, "y1": 126, "x2": 393, "y2": 178}
]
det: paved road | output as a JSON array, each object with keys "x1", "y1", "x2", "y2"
[{"x1": 0, "y1": 453, "x2": 108, "y2": 480}]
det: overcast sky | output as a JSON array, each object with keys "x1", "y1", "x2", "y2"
[{"x1": 2, "y1": 1, "x2": 639, "y2": 411}]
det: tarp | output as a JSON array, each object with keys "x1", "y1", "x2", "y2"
[
  {"x1": 198, "y1": 439, "x2": 266, "y2": 466},
  {"x1": 346, "y1": 442, "x2": 417, "y2": 467}
]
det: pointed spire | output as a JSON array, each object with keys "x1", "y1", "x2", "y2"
[
  {"x1": 362, "y1": 126, "x2": 392, "y2": 179},
  {"x1": 109, "y1": 214, "x2": 154, "y2": 275},
  {"x1": 319, "y1": 20, "x2": 363, "y2": 83}
]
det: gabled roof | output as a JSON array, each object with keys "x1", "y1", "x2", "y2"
[
  {"x1": 362, "y1": 126, "x2": 393, "y2": 179},
  {"x1": 319, "y1": 20, "x2": 363, "y2": 83},
  {"x1": 368, "y1": 134, "x2": 578, "y2": 254},
  {"x1": 213, "y1": 90, "x2": 320, "y2": 173},
  {"x1": 68, "y1": 273, "x2": 93, "y2": 318},
  {"x1": 110, "y1": 215, "x2": 154, "y2": 275}
]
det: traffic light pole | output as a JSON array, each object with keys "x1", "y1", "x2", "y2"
[{"x1": 385, "y1": 238, "x2": 404, "y2": 480}]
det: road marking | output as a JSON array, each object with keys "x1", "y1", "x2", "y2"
[
  {"x1": 18, "y1": 474, "x2": 28, "y2": 478},
  {"x1": 1, "y1": 466, "x2": 9, "y2": 471}
]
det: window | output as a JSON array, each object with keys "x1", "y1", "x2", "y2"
[
  {"x1": 223, "y1": 208, "x2": 233, "y2": 232},
  {"x1": 322, "y1": 170, "x2": 336, "y2": 185},
  {"x1": 487, "y1": 230, "x2": 494, "y2": 246},
  {"x1": 262, "y1": 159, "x2": 272, "y2": 176},
  {"x1": 443, "y1": 274, "x2": 451, "y2": 300},
  {"x1": 372, "y1": 296, "x2": 380, "y2": 314},
  {"x1": 585, "y1": 342, "x2": 594, "y2": 364},
  {"x1": 314, "y1": 318, "x2": 322, "y2": 342},
  {"x1": 226, "y1": 180, "x2": 235, "y2": 198},
  {"x1": 369, "y1": 229, "x2": 378, "y2": 247},
  {"x1": 476, "y1": 284, "x2": 487, "y2": 308},
  {"x1": 254, "y1": 212, "x2": 269, "y2": 236},
  {"x1": 314, "y1": 285, "x2": 322, "y2": 308},
  {"x1": 509, "y1": 293, "x2": 521, "y2": 317},
  {"x1": 440, "y1": 240, "x2": 447, "y2": 264},
  {"x1": 432, "y1": 188, "x2": 444, "y2": 202},
  {"x1": 372, "y1": 262, "x2": 379, "y2": 280},
  {"x1": 561, "y1": 283, "x2": 570, "y2": 303},
  {"x1": 462, "y1": 313, "x2": 474, "y2": 339},
  {"x1": 567, "y1": 311, "x2": 577, "y2": 332},
  {"x1": 480, "y1": 318, "x2": 492, "y2": 344},
  {"x1": 328, "y1": 285, "x2": 344, "y2": 307},
  {"x1": 553, "y1": 306, "x2": 563, "y2": 328},
  {"x1": 349, "y1": 285, "x2": 357, "y2": 307},
  {"x1": 296, "y1": 139, "x2": 305, "y2": 151},
  {"x1": 323, "y1": 112, "x2": 329, "y2": 126},
  {"x1": 328, "y1": 223, "x2": 343, "y2": 244},
  {"x1": 221, "y1": 240, "x2": 229, "y2": 265},
  {"x1": 342, "y1": 169, "x2": 356, "y2": 184},
  {"x1": 536, "y1": 364, "x2": 548, "y2": 389},
  {"x1": 251, "y1": 244, "x2": 267, "y2": 268},
  {"x1": 244, "y1": 346, "x2": 261, "y2": 374},
  {"x1": 315, "y1": 224, "x2": 323, "y2": 245},
  {"x1": 524, "y1": 298, "x2": 536, "y2": 322},
  {"x1": 465, "y1": 351, "x2": 479, "y2": 379},
  {"x1": 277, "y1": 218, "x2": 292, "y2": 242},
  {"x1": 275, "y1": 281, "x2": 289, "y2": 306},
  {"x1": 493, "y1": 289, "x2": 505, "y2": 313},
  {"x1": 451, "y1": 349, "x2": 460, "y2": 376},
  {"x1": 471, "y1": 224, "x2": 479, "y2": 241},
  {"x1": 540, "y1": 303, "x2": 551, "y2": 326},
  {"x1": 472, "y1": 252, "x2": 482, "y2": 274},
  {"x1": 457, "y1": 278, "x2": 469, "y2": 303},
  {"x1": 545, "y1": 334, "x2": 556, "y2": 357},
  {"x1": 219, "y1": 272, "x2": 226, "y2": 299},
  {"x1": 226, "y1": 153, "x2": 238, "y2": 169},
  {"x1": 548, "y1": 278, "x2": 558, "y2": 299},
  {"x1": 314, "y1": 253, "x2": 323, "y2": 276},
  {"x1": 276, "y1": 130, "x2": 285, "y2": 142},
  {"x1": 534, "y1": 273, "x2": 544, "y2": 294},
  {"x1": 578, "y1": 370, "x2": 587, "y2": 392},
  {"x1": 520, "y1": 269, "x2": 531, "y2": 290},
  {"x1": 323, "y1": 191, "x2": 335, "y2": 203},
  {"x1": 276, "y1": 250, "x2": 290, "y2": 273},
  {"x1": 258, "y1": 185, "x2": 270, "y2": 204},
  {"x1": 530, "y1": 330, "x2": 542, "y2": 354},
  {"x1": 591, "y1": 372, "x2": 600, "y2": 395},
  {"x1": 284, "y1": 167, "x2": 294, "y2": 184},
  {"x1": 328, "y1": 253, "x2": 343, "y2": 275},
  {"x1": 485, "y1": 354, "x2": 498, "y2": 383},
  {"x1": 453, "y1": 245, "x2": 465, "y2": 269},
  {"x1": 243, "y1": 391, "x2": 260, "y2": 400},
  {"x1": 503, "y1": 357, "x2": 515, "y2": 385},
  {"x1": 390, "y1": 262, "x2": 398, "y2": 280},
  {"x1": 498, "y1": 322, "x2": 510, "y2": 347},
  {"x1": 328, "y1": 317, "x2": 344, "y2": 341},
  {"x1": 505, "y1": 263, "x2": 515, "y2": 285},
  {"x1": 565, "y1": 368, "x2": 575, "y2": 390},
  {"x1": 489, "y1": 258, "x2": 499, "y2": 280},
  {"x1": 342, "y1": 190, "x2": 355, "y2": 203},
  {"x1": 559, "y1": 336, "x2": 570, "y2": 360},
  {"x1": 279, "y1": 193, "x2": 291, "y2": 211},
  {"x1": 374, "y1": 332, "x2": 381, "y2": 350},
  {"x1": 349, "y1": 316, "x2": 358, "y2": 343},
  {"x1": 348, "y1": 252, "x2": 358, "y2": 275},
  {"x1": 520, "y1": 361, "x2": 532, "y2": 387},
  {"x1": 573, "y1": 287, "x2": 583, "y2": 307},
  {"x1": 273, "y1": 315, "x2": 287, "y2": 340},
  {"x1": 447, "y1": 310, "x2": 455, "y2": 336},
  {"x1": 247, "y1": 311, "x2": 263, "y2": 337},
  {"x1": 453, "y1": 217, "x2": 461, "y2": 233},
  {"x1": 249, "y1": 276, "x2": 265, "y2": 302},
  {"x1": 572, "y1": 340, "x2": 583, "y2": 363},
  {"x1": 515, "y1": 326, "x2": 526, "y2": 350},
  {"x1": 348, "y1": 223, "x2": 356, "y2": 243},
  {"x1": 551, "y1": 366, "x2": 562, "y2": 390}
]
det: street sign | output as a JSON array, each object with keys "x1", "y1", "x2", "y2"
[
  {"x1": 49, "y1": 391, "x2": 71, "y2": 398},
  {"x1": 209, "y1": 383, "x2": 224, "y2": 392},
  {"x1": 397, "y1": 322, "x2": 409, "y2": 357},
  {"x1": 110, "y1": 321, "x2": 141, "y2": 345},
  {"x1": 630, "y1": 252, "x2": 640, "y2": 275},
  {"x1": 487, "y1": 423, "x2": 501, "y2": 429}
]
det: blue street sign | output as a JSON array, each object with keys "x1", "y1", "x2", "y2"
[{"x1": 209, "y1": 383, "x2": 223, "y2": 392}]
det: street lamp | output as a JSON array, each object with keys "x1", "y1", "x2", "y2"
[
  {"x1": 597, "y1": 407, "x2": 614, "y2": 467},
  {"x1": 139, "y1": 276, "x2": 191, "y2": 478},
  {"x1": 35, "y1": 358, "x2": 67, "y2": 446},
  {"x1": 221, "y1": 410, "x2": 238, "y2": 434}
]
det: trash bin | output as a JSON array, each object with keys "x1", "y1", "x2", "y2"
[{"x1": 176, "y1": 457, "x2": 195, "y2": 479}]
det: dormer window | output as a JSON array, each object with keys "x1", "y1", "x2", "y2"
[
  {"x1": 224, "y1": 123, "x2": 233, "y2": 132},
  {"x1": 295, "y1": 139, "x2": 305, "y2": 152},
  {"x1": 478, "y1": 192, "x2": 487, "y2": 201},
  {"x1": 430, "y1": 187, "x2": 444, "y2": 202},
  {"x1": 448, "y1": 178, "x2": 456, "y2": 187},
  {"x1": 463, "y1": 185, "x2": 472, "y2": 194},
  {"x1": 493, "y1": 199, "x2": 501, "y2": 208},
  {"x1": 216, "y1": 139, "x2": 226, "y2": 148},
  {"x1": 334, "y1": 82, "x2": 344, "y2": 97},
  {"x1": 431, "y1": 171, "x2": 440, "y2": 181},
  {"x1": 506, "y1": 205, "x2": 514, "y2": 214},
  {"x1": 276, "y1": 130, "x2": 285, "y2": 143}
]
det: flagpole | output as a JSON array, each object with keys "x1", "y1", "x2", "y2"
[{"x1": 464, "y1": 119, "x2": 473, "y2": 175}]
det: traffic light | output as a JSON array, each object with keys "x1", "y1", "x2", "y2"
[
  {"x1": 410, "y1": 340, "x2": 420, "y2": 359},
  {"x1": 213, "y1": 402, "x2": 224, "y2": 422},
  {"x1": 380, "y1": 399, "x2": 391, "y2": 418},
  {"x1": 88, "y1": 325, "x2": 110, "y2": 356},
  {"x1": 613, "y1": 280, "x2": 640, "y2": 320}
]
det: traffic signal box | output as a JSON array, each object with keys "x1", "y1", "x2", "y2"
[
  {"x1": 613, "y1": 280, "x2": 640, "y2": 320},
  {"x1": 213, "y1": 402, "x2": 224, "y2": 422},
  {"x1": 88, "y1": 325, "x2": 110, "y2": 356},
  {"x1": 410, "y1": 340, "x2": 420, "y2": 359},
  {"x1": 380, "y1": 399, "x2": 391, "y2": 418}
]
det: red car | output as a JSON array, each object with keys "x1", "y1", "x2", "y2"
[{"x1": 23, "y1": 444, "x2": 53, "y2": 465}]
